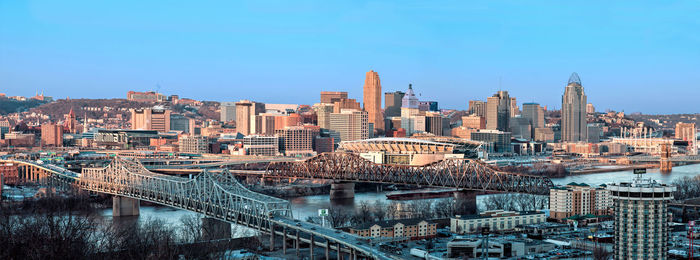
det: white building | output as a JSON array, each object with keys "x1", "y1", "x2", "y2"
[{"x1": 450, "y1": 210, "x2": 546, "y2": 234}]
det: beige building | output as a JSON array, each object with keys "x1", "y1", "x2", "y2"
[
  {"x1": 462, "y1": 115, "x2": 485, "y2": 129},
  {"x1": 131, "y1": 107, "x2": 171, "y2": 132},
  {"x1": 312, "y1": 103, "x2": 334, "y2": 129},
  {"x1": 363, "y1": 70, "x2": 383, "y2": 132},
  {"x1": 235, "y1": 100, "x2": 265, "y2": 135},
  {"x1": 329, "y1": 109, "x2": 368, "y2": 143},
  {"x1": 178, "y1": 135, "x2": 209, "y2": 154},
  {"x1": 549, "y1": 183, "x2": 611, "y2": 221},
  {"x1": 320, "y1": 91, "x2": 347, "y2": 104},
  {"x1": 468, "y1": 100, "x2": 486, "y2": 117},
  {"x1": 486, "y1": 91, "x2": 510, "y2": 131},
  {"x1": 275, "y1": 126, "x2": 318, "y2": 156},
  {"x1": 350, "y1": 219, "x2": 437, "y2": 241},
  {"x1": 41, "y1": 123, "x2": 63, "y2": 147},
  {"x1": 561, "y1": 72, "x2": 588, "y2": 142},
  {"x1": 243, "y1": 135, "x2": 280, "y2": 156},
  {"x1": 451, "y1": 210, "x2": 546, "y2": 234},
  {"x1": 400, "y1": 84, "x2": 420, "y2": 135}
]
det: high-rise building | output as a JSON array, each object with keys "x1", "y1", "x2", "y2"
[
  {"x1": 534, "y1": 127, "x2": 555, "y2": 143},
  {"x1": 522, "y1": 103, "x2": 544, "y2": 138},
  {"x1": 468, "y1": 100, "x2": 486, "y2": 117},
  {"x1": 131, "y1": 107, "x2": 171, "y2": 132},
  {"x1": 675, "y1": 122, "x2": 696, "y2": 141},
  {"x1": 235, "y1": 100, "x2": 265, "y2": 135},
  {"x1": 549, "y1": 183, "x2": 611, "y2": 220},
  {"x1": 243, "y1": 135, "x2": 280, "y2": 156},
  {"x1": 220, "y1": 102, "x2": 236, "y2": 122},
  {"x1": 332, "y1": 98, "x2": 361, "y2": 113},
  {"x1": 178, "y1": 135, "x2": 209, "y2": 154},
  {"x1": 312, "y1": 103, "x2": 335, "y2": 129},
  {"x1": 471, "y1": 130, "x2": 511, "y2": 153},
  {"x1": 276, "y1": 126, "x2": 316, "y2": 156},
  {"x1": 41, "y1": 123, "x2": 63, "y2": 146},
  {"x1": 64, "y1": 108, "x2": 79, "y2": 134},
  {"x1": 320, "y1": 91, "x2": 348, "y2": 104},
  {"x1": 363, "y1": 70, "x2": 384, "y2": 132},
  {"x1": 418, "y1": 101, "x2": 439, "y2": 112},
  {"x1": 384, "y1": 91, "x2": 405, "y2": 118},
  {"x1": 586, "y1": 103, "x2": 596, "y2": 114},
  {"x1": 608, "y1": 176, "x2": 675, "y2": 259},
  {"x1": 509, "y1": 97, "x2": 519, "y2": 117},
  {"x1": 485, "y1": 91, "x2": 510, "y2": 131},
  {"x1": 400, "y1": 84, "x2": 420, "y2": 136},
  {"x1": 329, "y1": 109, "x2": 368, "y2": 143},
  {"x1": 509, "y1": 117, "x2": 532, "y2": 140},
  {"x1": 170, "y1": 114, "x2": 195, "y2": 133},
  {"x1": 561, "y1": 72, "x2": 588, "y2": 142}
]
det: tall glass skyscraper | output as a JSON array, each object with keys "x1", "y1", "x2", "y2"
[{"x1": 561, "y1": 72, "x2": 588, "y2": 142}]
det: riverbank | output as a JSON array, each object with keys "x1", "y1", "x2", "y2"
[{"x1": 569, "y1": 163, "x2": 658, "y2": 175}]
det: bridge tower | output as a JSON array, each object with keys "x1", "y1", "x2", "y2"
[
  {"x1": 330, "y1": 182, "x2": 355, "y2": 200},
  {"x1": 660, "y1": 143, "x2": 672, "y2": 173},
  {"x1": 112, "y1": 196, "x2": 140, "y2": 217}
]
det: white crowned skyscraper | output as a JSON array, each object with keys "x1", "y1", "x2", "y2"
[{"x1": 561, "y1": 73, "x2": 588, "y2": 142}]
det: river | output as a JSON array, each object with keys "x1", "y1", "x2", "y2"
[{"x1": 113, "y1": 163, "x2": 700, "y2": 227}]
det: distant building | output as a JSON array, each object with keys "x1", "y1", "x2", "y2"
[
  {"x1": 349, "y1": 219, "x2": 437, "y2": 241},
  {"x1": 220, "y1": 102, "x2": 236, "y2": 122},
  {"x1": 363, "y1": 70, "x2": 384, "y2": 132},
  {"x1": 675, "y1": 122, "x2": 696, "y2": 142},
  {"x1": 486, "y1": 91, "x2": 510, "y2": 131},
  {"x1": 418, "y1": 101, "x2": 438, "y2": 112},
  {"x1": 329, "y1": 109, "x2": 368, "y2": 143},
  {"x1": 243, "y1": 135, "x2": 280, "y2": 156},
  {"x1": 587, "y1": 124, "x2": 600, "y2": 143},
  {"x1": 509, "y1": 117, "x2": 532, "y2": 140},
  {"x1": 425, "y1": 112, "x2": 444, "y2": 136},
  {"x1": 41, "y1": 123, "x2": 63, "y2": 146},
  {"x1": 608, "y1": 177, "x2": 675, "y2": 259},
  {"x1": 179, "y1": 135, "x2": 209, "y2": 154},
  {"x1": 320, "y1": 91, "x2": 348, "y2": 104},
  {"x1": 510, "y1": 97, "x2": 519, "y2": 117},
  {"x1": 549, "y1": 183, "x2": 611, "y2": 221},
  {"x1": 586, "y1": 103, "x2": 595, "y2": 114},
  {"x1": 384, "y1": 91, "x2": 405, "y2": 118},
  {"x1": 471, "y1": 130, "x2": 511, "y2": 153},
  {"x1": 400, "y1": 84, "x2": 420, "y2": 136},
  {"x1": 447, "y1": 237, "x2": 556, "y2": 259},
  {"x1": 312, "y1": 103, "x2": 334, "y2": 129},
  {"x1": 276, "y1": 126, "x2": 317, "y2": 156},
  {"x1": 314, "y1": 136, "x2": 334, "y2": 153},
  {"x1": 561, "y1": 73, "x2": 588, "y2": 142},
  {"x1": 468, "y1": 100, "x2": 486, "y2": 117},
  {"x1": 94, "y1": 129, "x2": 159, "y2": 149},
  {"x1": 462, "y1": 115, "x2": 486, "y2": 130},
  {"x1": 2, "y1": 132, "x2": 35, "y2": 147},
  {"x1": 522, "y1": 103, "x2": 544, "y2": 137},
  {"x1": 450, "y1": 210, "x2": 546, "y2": 234},
  {"x1": 332, "y1": 98, "x2": 361, "y2": 113},
  {"x1": 235, "y1": 100, "x2": 265, "y2": 136},
  {"x1": 127, "y1": 91, "x2": 166, "y2": 102},
  {"x1": 131, "y1": 107, "x2": 171, "y2": 132},
  {"x1": 170, "y1": 114, "x2": 194, "y2": 133},
  {"x1": 64, "y1": 108, "x2": 80, "y2": 134},
  {"x1": 534, "y1": 127, "x2": 554, "y2": 143}
]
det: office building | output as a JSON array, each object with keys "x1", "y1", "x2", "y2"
[
  {"x1": 522, "y1": 103, "x2": 544, "y2": 138},
  {"x1": 462, "y1": 115, "x2": 486, "y2": 130},
  {"x1": 312, "y1": 103, "x2": 335, "y2": 129},
  {"x1": 468, "y1": 100, "x2": 486, "y2": 117},
  {"x1": 401, "y1": 84, "x2": 420, "y2": 135},
  {"x1": 329, "y1": 109, "x2": 368, "y2": 143},
  {"x1": 561, "y1": 73, "x2": 588, "y2": 142},
  {"x1": 587, "y1": 124, "x2": 601, "y2": 143},
  {"x1": 534, "y1": 128, "x2": 555, "y2": 143},
  {"x1": 510, "y1": 97, "x2": 519, "y2": 117},
  {"x1": 131, "y1": 107, "x2": 171, "y2": 132},
  {"x1": 675, "y1": 122, "x2": 696, "y2": 142},
  {"x1": 350, "y1": 219, "x2": 437, "y2": 241},
  {"x1": 243, "y1": 135, "x2": 280, "y2": 156},
  {"x1": 608, "y1": 177, "x2": 675, "y2": 259},
  {"x1": 450, "y1": 210, "x2": 546, "y2": 234},
  {"x1": 384, "y1": 91, "x2": 405, "y2": 118},
  {"x1": 314, "y1": 136, "x2": 334, "y2": 153},
  {"x1": 276, "y1": 126, "x2": 316, "y2": 156},
  {"x1": 486, "y1": 91, "x2": 511, "y2": 131},
  {"x1": 509, "y1": 117, "x2": 532, "y2": 140},
  {"x1": 363, "y1": 70, "x2": 384, "y2": 132},
  {"x1": 549, "y1": 183, "x2": 611, "y2": 221},
  {"x1": 178, "y1": 135, "x2": 209, "y2": 154},
  {"x1": 170, "y1": 114, "x2": 194, "y2": 133},
  {"x1": 425, "y1": 112, "x2": 444, "y2": 136},
  {"x1": 418, "y1": 101, "x2": 438, "y2": 112},
  {"x1": 471, "y1": 130, "x2": 512, "y2": 153},
  {"x1": 220, "y1": 102, "x2": 236, "y2": 122},
  {"x1": 320, "y1": 91, "x2": 348, "y2": 104},
  {"x1": 235, "y1": 100, "x2": 265, "y2": 135},
  {"x1": 586, "y1": 103, "x2": 596, "y2": 114},
  {"x1": 41, "y1": 123, "x2": 63, "y2": 147},
  {"x1": 127, "y1": 91, "x2": 166, "y2": 102},
  {"x1": 332, "y1": 98, "x2": 361, "y2": 113}
]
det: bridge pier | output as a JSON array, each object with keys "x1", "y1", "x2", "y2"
[
  {"x1": 325, "y1": 240, "x2": 330, "y2": 260},
  {"x1": 295, "y1": 229, "x2": 300, "y2": 256},
  {"x1": 453, "y1": 190, "x2": 478, "y2": 216},
  {"x1": 112, "y1": 196, "x2": 140, "y2": 217},
  {"x1": 337, "y1": 243, "x2": 342, "y2": 260},
  {"x1": 201, "y1": 217, "x2": 231, "y2": 240},
  {"x1": 282, "y1": 226, "x2": 287, "y2": 254},
  {"x1": 330, "y1": 182, "x2": 355, "y2": 200},
  {"x1": 269, "y1": 223, "x2": 275, "y2": 251},
  {"x1": 309, "y1": 234, "x2": 315, "y2": 260}
]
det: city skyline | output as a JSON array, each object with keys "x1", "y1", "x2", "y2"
[{"x1": 2, "y1": 1, "x2": 699, "y2": 114}]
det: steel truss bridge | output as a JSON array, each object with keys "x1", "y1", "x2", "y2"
[
  {"x1": 628, "y1": 154, "x2": 700, "y2": 163},
  {"x1": 261, "y1": 153, "x2": 553, "y2": 195},
  {"x1": 1, "y1": 158, "x2": 394, "y2": 260}
]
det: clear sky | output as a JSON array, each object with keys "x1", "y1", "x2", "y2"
[{"x1": 1, "y1": 1, "x2": 699, "y2": 114}]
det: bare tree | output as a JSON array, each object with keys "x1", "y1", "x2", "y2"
[
  {"x1": 373, "y1": 201, "x2": 387, "y2": 221},
  {"x1": 329, "y1": 207, "x2": 352, "y2": 228}
]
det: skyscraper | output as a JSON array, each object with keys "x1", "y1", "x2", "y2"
[
  {"x1": 320, "y1": 91, "x2": 348, "y2": 104},
  {"x1": 235, "y1": 100, "x2": 265, "y2": 136},
  {"x1": 131, "y1": 107, "x2": 171, "y2": 132},
  {"x1": 329, "y1": 109, "x2": 368, "y2": 143},
  {"x1": 561, "y1": 72, "x2": 588, "y2": 142},
  {"x1": 401, "y1": 84, "x2": 420, "y2": 135},
  {"x1": 485, "y1": 91, "x2": 510, "y2": 131},
  {"x1": 363, "y1": 70, "x2": 383, "y2": 133},
  {"x1": 384, "y1": 91, "x2": 405, "y2": 118},
  {"x1": 510, "y1": 97, "x2": 519, "y2": 117},
  {"x1": 41, "y1": 123, "x2": 63, "y2": 147},
  {"x1": 522, "y1": 103, "x2": 544, "y2": 137},
  {"x1": 220, "y1": 102, "x2": 236, "y2": 122},
  {"x1": 608, "y1": 176, "x2": 675, "y2": 259},
  {"x1": 468, "y1": 100, "x2": 486, "y2": 117}
]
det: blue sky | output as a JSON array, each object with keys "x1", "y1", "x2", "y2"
[{"x1": 1, "y1": 1, "x2": 699, "y2": 114}]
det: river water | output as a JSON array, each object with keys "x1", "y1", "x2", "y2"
[{"x1": 112, "y1": 164, "x2": 700, "y2": 227}]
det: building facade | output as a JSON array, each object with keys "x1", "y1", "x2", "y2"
[
  {"x1": 549, "y1": 183, "x2": 611, "y2": 221},
  {"x1": 320, "y1": 91, "x2": 348, "y2": 104},
  {"x1": 450, "y1": 210, "x2": 546, "y2": 234},
  {"x1": 178, "y1": 135, "x2": 209, "y2": 154},
  {"x1": 362, "y1": 70, "x2": 383, "y2": 133},
  {"x1": 41, "y1": 123, "x2": 63, "y2": 146},
  {"x1": 235, "y1": 100, "x2": 265, "y2": 135},
  {"x1": 384, "y1": 91, "x2": 405, "y2": 118},
  {"x1": 486, "y1": 91, "x2": 511, "y2": 131},
  {"x1": 243, "y1": 135, "x2": 280, "y2": 156},
  {"x1": 561, "y1": 73, "x2": 588, "y2": 142},
  {"x1": 329, "y1": 109, "x2": 368, "y2": 143},
  {"x1": 522, "y1": 103, "x2": 544, "y2": 137},
  {"x1": 131, "y1": 107, "x2": 171, "y2": 132},
  {"x1": 468, "y1": 100, "x2": 486, "y2": 117},
  {"x1": 608, "y1": 178, "x2": 675, "y2": 259},
  {"x1": 220, "y1": 102, "x2": 236, "y2": 122},
  {"x1": 400, "y1": 84, "x2": 420, "y2": 136},
  {"x1": 276, "y1": 126, "x2": 317, "y2": 156},
  {"x1": 350, "y1": 219, "x2": 437, "y2": 241}
]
